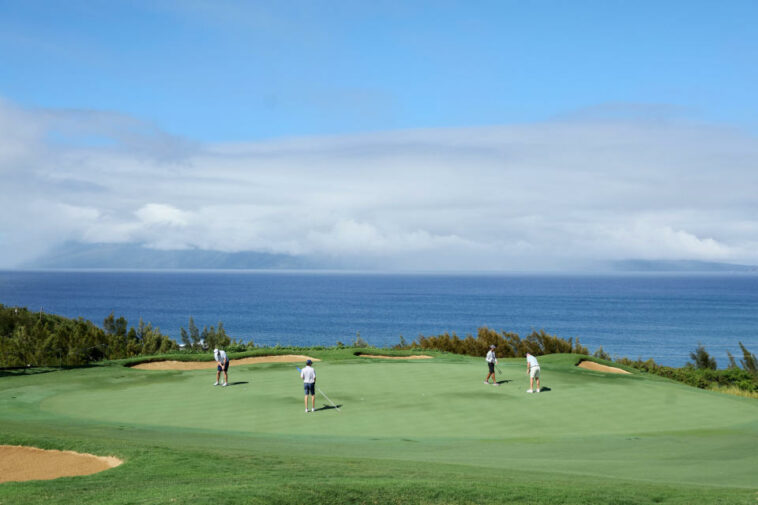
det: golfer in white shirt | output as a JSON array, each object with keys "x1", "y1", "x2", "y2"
[
  {"x1": 300, "y1": 359, "x2": 316, "y2": 412},
  {"x1": 214, "y1": 348, "x2": 229, "y2": 386},
  {"x1": 484, "y1": 345, "x2": 498, "y2": 385}
]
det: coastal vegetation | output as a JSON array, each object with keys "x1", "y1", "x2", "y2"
[
  {"x1": 0, "y1": 304, "x2": 176, "y2": 367},
  {"x1": 394, "y1": 326, "x2": 590, "y2": 357}
]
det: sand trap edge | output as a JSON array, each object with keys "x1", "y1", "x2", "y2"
[
  {"x1": 0, "y1": 445, "x2": 122, "y2": 484},
  {"x1": 130, "y1": 354, "x2": 320, "y2": 370},
  {"x1": 577, "y1": 360, "x2": 631, "y2": 374}
]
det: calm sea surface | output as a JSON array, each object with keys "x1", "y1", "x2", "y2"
[{"x1": 1, "y1": 270, "x2": 757, "y2": 367}]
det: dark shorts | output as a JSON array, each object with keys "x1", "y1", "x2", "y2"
[
  {"x1": 488, "y1": 362, "x2": 495, "y2": 373},
  {"x1": 304, "y1": 382, "x2": 315, "y2": 395},
  {"x1": 218, "y1": 361, "x2": 229, "y2": 372}
]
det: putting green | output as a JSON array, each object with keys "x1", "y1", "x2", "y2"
[{"x1": 34, "y1": 355, "x2": 758, "y2": 488}]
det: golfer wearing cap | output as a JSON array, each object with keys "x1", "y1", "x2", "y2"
[
  {"x1": 300, "y1": 359, "x2": 316, "y2": 412},
  {"x1": 484, "y1": 345, "x2": 499, "y2": 385},
  {"x1": 526, "y1": 352, "x2": 540, "y2": 393},
  {"x1": 213, "y1": 348, "x2": 229, "y2": 386}
]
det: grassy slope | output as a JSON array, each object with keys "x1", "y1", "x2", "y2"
[{"x1": 1, "y1": 352, "x2": 756, "y2": 504}]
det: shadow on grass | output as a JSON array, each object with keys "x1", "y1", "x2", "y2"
[
  {"x1": 0, "y1": 364, "x2": 98, "y2": 378},
  {"x1": 496, "y1": 379, "x2": 512, "y2": 384},
  {"x1": 315, "y1": 404, "x2": 343, "y2": 412},
  {"x1": 528, "y1": 386, "x2": 551, "y2": 393},
  {"x1": 228, "y1": 381, "x2": 249, "y2": 386}
]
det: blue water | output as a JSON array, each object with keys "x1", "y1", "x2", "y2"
[{"x1": 1, "y1": 270, "x2": 757, "y2": 367}]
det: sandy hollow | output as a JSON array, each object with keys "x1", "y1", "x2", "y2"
[
  {"x1": 356, "y1": 354, "x2": 433, "y2": 360},
  {"x1": 577, "y1": 360, "x2": 631, "y2": 374},
  {"x1": 130, "y1": 354, "x2": 320, "y2": 371},
  {"x1": 0, "y1": 445, "x2": 122, "y2": 483}
]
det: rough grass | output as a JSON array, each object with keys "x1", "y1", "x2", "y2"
[{"x1": 708, "y1": 383, "x2": 758, "y2": 399}]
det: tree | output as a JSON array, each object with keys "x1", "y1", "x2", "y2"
[
  {"x1": 593, "y1": 346, "x2": 612, "y2": 361},
  {"x1": 180, "y1": 327, "x2": 190, "y2": 348},
  {"x1": 189, "y1": 317, "x2": 200, "y2": 350},
  {"x1": 216, "y1": 322, "x2": 231, "y2": 347},
  {"x1": 739, "y1": 342, "x2": 757, "y2": 377},
  {"x1": 353, "y1": 331, "x2": 370, "y2": 348},
  {"x1": 689, "y1": 343, "x2": 717, "y2": 370},
  {"x1": 726, "y1": 351, "x2": 738, "y2": 369},
  {"x1": 204, "y1": 325, "x2": 217, "y2": 351}
]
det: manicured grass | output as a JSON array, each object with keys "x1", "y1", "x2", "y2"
[{"x1": 1, "y1": 352, "x2": 757, "y2": 504}]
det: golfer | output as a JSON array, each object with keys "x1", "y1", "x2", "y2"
[
  {"x1": 526, "y1": 352, "x2": 540, "y2": 393},
  {"x1": 213, "y1": 348, "x2": 229, "y2": 387},
  {"x1": 484, "y1": 344, "x2": 498, "y2": 385},
  {"x1": 301, "y1": 359, "x2": 316, "y2": 413}
]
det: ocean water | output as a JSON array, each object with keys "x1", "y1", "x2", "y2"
[{"x1": 1, "y1": 270, "x2": 757, "y2": 367}]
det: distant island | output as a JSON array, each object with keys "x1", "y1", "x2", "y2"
[
  {"x1": 21, "y1": 242, "x2": 758, "y2": 272},
  {"x1": 611, "y1": 259, "x2": 758, "y2": 273}
]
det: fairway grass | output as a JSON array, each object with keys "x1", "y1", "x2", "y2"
[{"x1": 1, "y1": 352, "x2": 756, "y2": 504}]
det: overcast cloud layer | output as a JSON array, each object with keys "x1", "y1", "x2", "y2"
[{"x1": 1, "y1": 99, "x2": 757, "y2": 271}]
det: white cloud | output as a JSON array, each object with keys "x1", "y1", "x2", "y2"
[
  {"x1": 1, "y1": 99, "x2": 757, "y2": 270},
  {"x1": 135, "y1": 203, "x2": 191, "y2": 227}
]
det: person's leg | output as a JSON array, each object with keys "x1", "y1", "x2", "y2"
[
  {"x1": 310, "y1": 393, "x2": 315, "y2": 411},
  {"x1": 223, "y1": 370, "x2": 228, "y2": 385},
  {"x1": 215, "y1": 369, "x2": 220, "y2": 385},
  {"x1": 535, "y1": 369, "x2": 540, "y2": 392}
]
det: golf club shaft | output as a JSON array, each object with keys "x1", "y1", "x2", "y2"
[{"x1": 317, "y1": 386, "x2": 340, "y2": 412}]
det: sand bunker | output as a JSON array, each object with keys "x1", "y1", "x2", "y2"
[
  {"x1": 357, "y1": 354, "x2": 433, "y2": 360},
  {"x1": 131, "y1": 354, "x2": 319, "y2": 370},
  {"x1": 0, "y1": 445, "x2": 122, "y2": 483},
  {"x1": 577, "y1": 360, "x2": 630, "y2": 374}
]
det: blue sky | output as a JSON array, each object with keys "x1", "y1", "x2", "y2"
[
  {"x1": 1, "y1": 1, "x2": 757, "y2": 270},
  {"x1": 1, "y1": 0, "x2": 757, "y2": 140}
]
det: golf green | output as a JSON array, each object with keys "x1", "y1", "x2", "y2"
[{"x1": 1, "y1": 352, "x2": 757, "y2": 504}]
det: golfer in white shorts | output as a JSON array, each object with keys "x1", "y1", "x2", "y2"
[
  {"x1": 300, "y1": 359, "x2": 316, "y2": 413},
  {"x1": 526, "y1": 352, "x2": 540, "y2": 393},
  {"x1": 214, "y1": 348, "x2": 229, "y2": 386}
]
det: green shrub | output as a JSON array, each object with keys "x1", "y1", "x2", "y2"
[{"x1": 411, "y1": 327, "x2": 588, "y2": 358}]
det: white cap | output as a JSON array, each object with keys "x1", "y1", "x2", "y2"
[{"x1": 213, "y1": 348, "x2": 218, "y2": 353}]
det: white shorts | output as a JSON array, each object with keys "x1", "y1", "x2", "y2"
[{"x1": 530, "y1": 367, "x2": 540, "y2": 379}]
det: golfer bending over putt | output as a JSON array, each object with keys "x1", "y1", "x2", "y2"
[
  {"x1": 214, "y1": 348, "x2": 229, "y2": 386},
  {"x1": 526, "y1": 352, "x2": 540, "y2": 393},
  {"x1": 484, "y1": 344, "x2": 499, "y2": 385},
  {"x1": 301, "y1": 359, "x2": 316, "y2": 413}
]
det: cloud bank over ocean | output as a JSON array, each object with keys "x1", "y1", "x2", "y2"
[{"x1": 1, "y1": 99, "x2": 757, "y2": 271}]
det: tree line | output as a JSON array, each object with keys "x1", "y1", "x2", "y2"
[
  {"x1": 393, "y1": 327, "x2": 589, "y2": 357},
  {"x1": 0, "y1": 304, "x2": 178, "y2": 367}
]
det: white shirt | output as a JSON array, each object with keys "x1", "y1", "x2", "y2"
[
  {"x1": 486, "y1": 350, "x2": 497, "y2": 363},
  {"x1": 300, "y1": 365, "x2": 316, "y2": 383},
  {"x1": 526, "y1": 354, "x2": 539, "y2": 368},
  {"x1": 214, "y1": 349, "x2": 228, "y2": 363}
]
